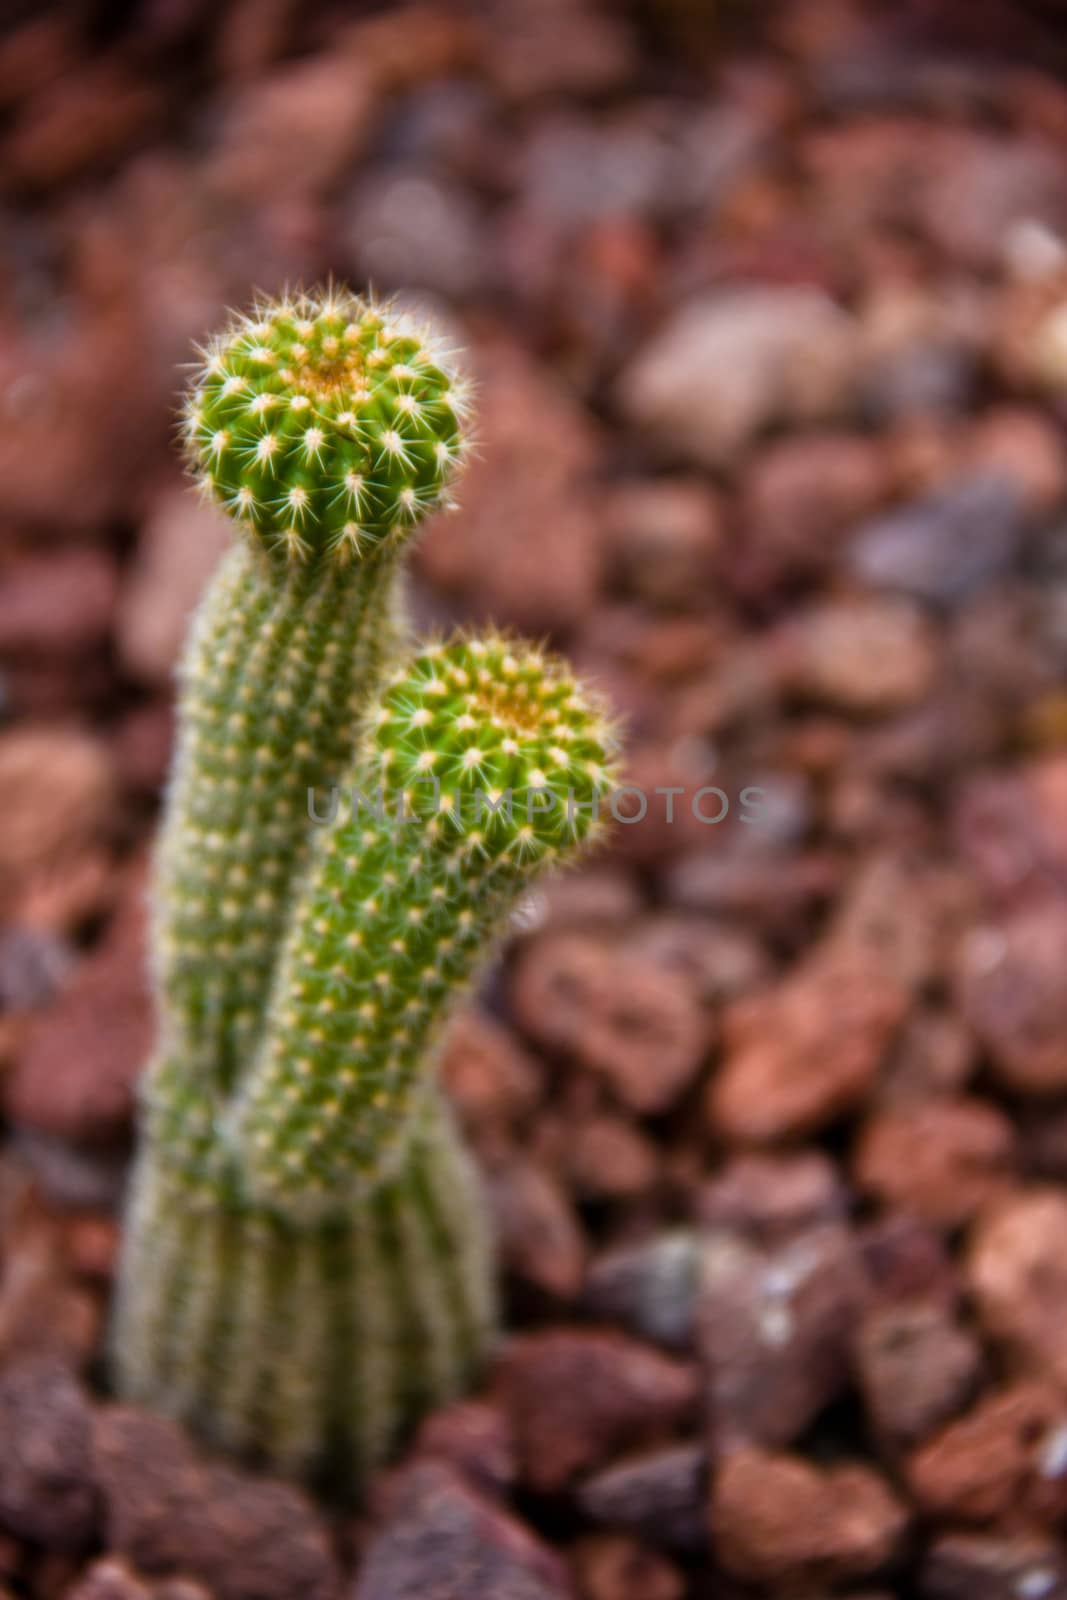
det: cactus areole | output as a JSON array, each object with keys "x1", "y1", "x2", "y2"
[{"x1": 112, "y1": 289, "x2": 619, "y2": 1495}]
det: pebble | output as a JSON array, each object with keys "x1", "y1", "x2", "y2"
[
  {"x1": 495, "y1": 1330, "x2": 699, "y2": 1494},
  {"x1": 855, "y1": 1300, "x2": 983, "y2": 1448},
  {"x1": 569, "y1": 1534, "x2": 681, "y2": 1600},
  {"x1": 511, "y1": 933, "x2": 706, "y2": 1116},
  {"x1": 93, "y1": 1406, "x2": 340, "y2": 1600},
  {"x1": 698, "y1": 1222, "x2": 867, "y2": 1449},
  {"x1": 355, "y1": 1461, "x2": 568, "y2": 1600},
  {"x1": 907, "y1": 1382, "x2": 1067, "y2": 1526},
  {"x1": 582, "y1": 1233, "x2": 700, "y2": 1353},
  {"x1": 848, "y1": 472, "x2": 1026, "y2": 605},
  {"x1": 0, "y1": 1361, "x2": 98, "y2": 1551},
  {"x1": 6, "y1": 874, "x2": 152, "y2": 1146},
  {"x1": 117, "y1": 486, "x2": 234, "y2": 687},
  {"x1": 486, "y1": 1156, "x2": 587, "y2": 1303},
  {"x1": 968, "y1": 1190, "x2": 1067, "y2": 1389},
  {"x1": 0, "y1": 548, "x2": 118, "y2": 657},
  {"x1": 416, "y1": 340, "x2": 603, "y2": 632},
  {"x1": 709, "y1": 953, "x2": 908, "y2": 1143},
  {"x1": 698, "y1": 1151, "x2": 846, "y2": 1242},
  {"x1": 777, "y1": 597, "x2": 938, "y2": 714},
  {"x1": 710, "y1": 1447, "x2": 908, "y2": 1587},
  {"x1": 576, "y1": 1442, "x2": 706, "y2": 1553},
  {"x1": 618, "y1": 288, "x2": 859, "y2": 466},
  {"x1": 955, "y1": 902, "x2": 1067, "y2": 1096},
  {"x1": 0, "y1": 728, "x2": 116, "y2": 931},
  {"x1": 853, "y1": 1098, "x2": 1017, "y2": 1229},
  {"x1": 920, "y1": 1532, "x2": 1067, "y2": 1600}
]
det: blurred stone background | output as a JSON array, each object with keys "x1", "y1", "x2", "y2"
[{"x1": 1, "y1": 0, "x2": 1067, "y2": 1596}]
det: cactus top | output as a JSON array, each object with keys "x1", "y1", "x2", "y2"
[
  {"x1": 368, "y1": 632, "x2": 619, "y2": 862},
  {"x1": 184, "y1": 288, "x2": 470, "y2": 566}
]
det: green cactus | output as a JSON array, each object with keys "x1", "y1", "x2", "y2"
[{"x1": 112, "y1": 288, "x2": 619, "y2": 1495}]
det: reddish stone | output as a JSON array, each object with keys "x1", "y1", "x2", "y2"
[
  {"x1": 709, "y1": 954, "x2": 907, "y2": 1143},
  {"x1": 486, "y1": 1157, "x2": 587, "y2": 1302},
  {"x1": 570, "y1": 1534, "x2": 683, "y2": 1600},
  {"x1": 956, "y1": 902, "x2": 1067, "y2": 1096},
  {"x1": 699, "y1": 1223, "x2": 867, "y2": 1449},
  {"x1": 512, "y1": 934, "x2": 706, "y2": 1116},
  {"x1": 710, "y1": 1448, "x2": 908, "y2": 1587},
  {"x1": 496, "y1": 1330, "x2": 699, "y2": 1494},
  {"x1": 854, "y1": 1098, "x2": 1016, "y2": 1229},
  {"x1": 969, "y1": 1190, "x2": 1067, "y2": 1389},
  {"x1": 856, "y1": 1300, "x2": 983, "y2": 1448},
  {"x1": 908, "y1": 1383, "x2": 1067, "y2": 1526}
]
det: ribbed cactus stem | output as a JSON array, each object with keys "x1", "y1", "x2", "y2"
[
  {"x1": 235, "y1": 633, "x2": 617, "y2": 1220},
  {"x1": 114, "y1": 1099, "x2": 493, "y2": 1488},
  {"x1": 144, "y1": 287, "x2": 466, "y2": 1186}
]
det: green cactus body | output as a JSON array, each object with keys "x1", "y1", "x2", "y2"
[
  {"x1": 145, "y1": 288, "x2": 465, "y2": 1188},
  {"x1": 113, "y1": 287, "x2": 618, "y2": 1497}
]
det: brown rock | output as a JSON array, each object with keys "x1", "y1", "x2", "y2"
[
  {"x1": 860, "y1": 1214, "x2": 960, "y2": 1310},
  {"x1": 618, "y1": 288, "x2": 859, "y2": 467},
  {"x1": 487, "y1": 1156, "x2": 587, "y2": 1302},
  {"x1": 778, "y1": 597, "x2": 938, "y2": 714},
  {"x1": 0, "y1": 1178, "x2": 101, "y2": 1371},
  {"x1": 0, "y1": 728, "x2": 116, "y2": 931},
  {"x1": 920, "y1": 1532, "x2": 1067, "y2": 1600},
  {"x1": 698, "y1": 1151, "x2": 846, "y2": 1243},
  {"x1": 826, "y1": 852, "x2": 969, "y2": 995},
  {"x1": 93, "y1": 1407, "x2": 339, "y2": 1600},
  {"x1": 908, "y1": 1382, "x2": 1067, "y2": 1525},
  {"x1": 6, "y1": 874, "x2": 152, "y2": 1146},
  {"x1": 64, "y1": 1560, "x2": 152, "y2": 1600},
  {"x1": 855, "y1": 1300, "x2": 983, "y2": 1448},
  {"x1": 625, "y1": 916, "x2": 770, "y2": 1007},
  {"x1": 699, "y1": 1223, "x2": 867, "y2": 1449},
  {"x1": 710, "y1": 954, "x2": 907, "y2": 1143},
  {"x1": 117, "y1": 487, "x2": 234, "y2": 687},
  {"x1": 576, "y1": 1442, "x2": 706, "y2": 1553},
  {"x1": 880, "y1": 1008, "x2": 975, "y2": 1104},
  {"x1": 969, "y1": 1190, "x2": 1067, "y2": 1388},
  {"x1": 853, "y1": 1098, "x2": 1016, "y2": 1228},
  {"x1": 738, "y1": 430, "x2": 889, "y2": 590},
  {"x1": 439, "y1": 1009, "x2": 541, "y2": 1140},
  {"x1": 0, "y1": 549, "x2": 118, "y2": 657},
  {"x1": 602, "y1": 479, "x2": 722, "y2": 609},
  {"x1": 965, "y1": 407, "x2": 1067, "y2": 515},
  {"x1": 710, "y1": 1448, "x2": 908, "y2": 1587},
  {"x1": 356, "y1": 1461, "x2": 568, "y2": 1600},
  {"x1": 0, "y1": 1361, "x2": 97, "y2": 1551},
  {"x1": 563, "y1": 1115, "x2": 660, "y2": 1201},
  {"x1": 956, "y1": 902, "x2": 1067, "y2": 1096},
  {"x1": 3, "y1": 59, "x2": 157, "y2": 191},
  {"x1": 412, "y1": 1398, "x2": 516, "y2": 1499},
  {"x1": 570, "y1": 1535, "x2": 682, "y2": 1600},
  {"x1": 418, "y1": 339, "x2": 603, "y2": 632},
  {"x1": 496, "y1": 1330, "x2": 699, "y2": 1493},
  {"x1": 582, "y1": 1233, "x2": 700, "y2": 1353},
  {"x1": 511, "y1": 934, "x2": 706, "y2": 1116}
]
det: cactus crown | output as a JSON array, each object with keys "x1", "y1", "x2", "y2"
[
  {"x1": 184, "y1": 287, "x2": 469, "y2": 565},
  {"x1": 372, "y1": 634, "x2": 617, "y2": 857}
]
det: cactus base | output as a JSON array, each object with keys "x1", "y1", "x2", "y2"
[{"x1": 112, "y1": 1096, "x2": 495, "y2": 1496}]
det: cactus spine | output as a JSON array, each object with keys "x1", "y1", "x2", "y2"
[{"x1": 113, "y1": 288, "x2": 618, "y2": 1495}]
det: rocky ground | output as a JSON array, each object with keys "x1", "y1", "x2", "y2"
[{"x1": 2, "y1": 0, "x2": 1067, "y2": 1595}]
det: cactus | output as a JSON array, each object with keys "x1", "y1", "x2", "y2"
[{"x1": 112, "y1": 288, "x2": 619, "y2": 1496}]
